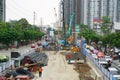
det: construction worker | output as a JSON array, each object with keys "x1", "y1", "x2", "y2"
[
  {"x1": 38, "y1": 66, "x2": 43, "y2": 77},
  {"x1": 71, "y1": 45, "x2": 78, "y2": 53},
  {"x1": 67, "y1": 53, "x2": 71, "y2": 63}
]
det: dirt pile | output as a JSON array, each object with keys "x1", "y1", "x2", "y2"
[{"x1": 74, "y1": 63, "x2": 95, "y2": 80}]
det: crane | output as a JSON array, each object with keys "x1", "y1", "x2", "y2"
[
  {"x1": 54, "y1": 8, "x2": 58, "y2": 29},
  {"x1": 54, "y1": 8, "x2": 57, "y2": 21}
]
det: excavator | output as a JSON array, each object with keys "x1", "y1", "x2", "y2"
[
  {"x1": 66, "y1": 12, "x2": 75, "y2": 45},
  {"x1": 62, "y1": 12, "x2": 75, "y2": 50}
]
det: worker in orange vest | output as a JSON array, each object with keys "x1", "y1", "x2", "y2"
[
  {"x1": 71, "y1": 45, "x2": 78, "y2": 53},
  {"x1": 38, "y1": 66, "x2": 43, "y2": 77}
]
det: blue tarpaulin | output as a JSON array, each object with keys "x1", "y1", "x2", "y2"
[
  {"x1": 58, "y1": 40, "x2": 64, "y2": 45},
  {"x1": 42, "y1": 42, "x2": 49, "y2": 46}
]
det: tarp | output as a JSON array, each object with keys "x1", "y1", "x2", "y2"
[
  {"x1": 58, "y1": 40, "x2": 64, "y2": 45},
  {"x1": 42, "y1": 42, "x2": 49, "y2": 46}
]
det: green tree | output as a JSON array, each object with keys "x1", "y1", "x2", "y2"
[
  {"x1": 78, "y1": 24, "x2": 100, "y2": 43},
  {"x1": 0, "y1": 19, "x2": 45, "y2": 49},
  {"x1": 17, "y1": 18, "x2": 29, "y2": 30},
  {"x1": 101, "y1": 32, "x2": 120, "y2": 47},
  {"x1": 101, "y1": 16, "x2": 113, "y2": 34}
]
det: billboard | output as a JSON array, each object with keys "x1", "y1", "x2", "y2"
[{"x1": 50, "y1": 30, "x2": 54, "y2": 36}]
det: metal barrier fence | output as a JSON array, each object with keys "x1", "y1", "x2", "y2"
[
  {"x1": 0, "y1": 60, "x2": 14, "y2": 73},
  {"x1": 81, "y1": 41, "x2": 116, "y2": 80}
]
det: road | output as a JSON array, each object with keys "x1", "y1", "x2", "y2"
[
  {"x1": 0, "y1": 43, "x2": 79, "y2": 80},
  {"x1": 34, "y1": 51, "x2": 79, "y2": 80},
  {"x1": 0, "y1": 44, "x2": 34, "y2": 58}
]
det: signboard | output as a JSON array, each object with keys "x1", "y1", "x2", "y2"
[
  {"x1": 75, "y1": 25, "x2": 80, "y2": 32},
  {"x1": 50, "y1": 30, "x2": 54, "y2": 36}
]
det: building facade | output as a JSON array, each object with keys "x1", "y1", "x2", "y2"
[
  {"x1": 116, "y1": 0, "x2": 120, "y2": 22},
  {"x1": 81, "y1": 0, "x2": 120, "y2": 28},
  {"x1": 59, "y1": 0, "x2": 120, "y2": 33},
  {"x1": 0, "y1": 0, "x2": 5, "y2": 22},
  {"x1": 60, "y1": 0, "x2": 82, "y2": 29}
]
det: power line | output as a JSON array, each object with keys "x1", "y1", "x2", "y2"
[
  {"x1": 6, "y1": 1, "x2": 34, "y2": 23},
  {"x1": 6, "y1": 1, "x2": 33, "y2": 18},
  {"x1": 6, "y1": 6, "x2": 33, "y2": 24},
  {"x1": 6, "y1": 6, "x2": 23, "y2": 19},
  {"x1": 12, "y1": 0, "x2": 33, "y2": 13}
]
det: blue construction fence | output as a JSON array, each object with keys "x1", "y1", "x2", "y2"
[{"x1": 81, "y1": 39, "x2": 117, "y2": 80}]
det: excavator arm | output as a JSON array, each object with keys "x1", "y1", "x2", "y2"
[{"x1": 68, "y1": 12, "x2": 75, "y2": 37}]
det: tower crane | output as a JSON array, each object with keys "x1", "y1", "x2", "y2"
[{"x1": 54, "y1": 8, "x2": 57, "y2": 21}]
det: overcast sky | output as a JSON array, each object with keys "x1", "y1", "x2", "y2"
[{"x1": 6, "y1": 0, "x2": 60, "y2": 26}]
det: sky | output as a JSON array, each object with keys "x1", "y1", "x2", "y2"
[{"x1": 6, "y1": 0, "x2": 60, "y2": 26}]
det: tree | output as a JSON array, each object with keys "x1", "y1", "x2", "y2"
[
  {"x1": 101, "y1": 16, "x2": 113, "y2": 34},
  {"x1": 101, "y1": 32, "x2": 120, "y2": 47},
  {"x1": 78, "y1": 24, "x2": 100, "y2": 43},
  {"x1": 17, "y1": 18, "x2": 29, "y2": 30},
  {"x1": 0, "y1": 18, "x2": 45, "y2": 49}
]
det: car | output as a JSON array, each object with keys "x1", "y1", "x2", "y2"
[
  {"x1": 118, "y1": 65, "x2": 120, "y2": 67},
  {"x1": 98, "y1": 58, "x2": 108, "y2": 65},
  {"x1": 92, "y1": 54, "x2": 97, "y2": 59},
  {"x1": 105, "y1": 55, "x2": 112, "y2": 61},
  {"x1": 114, "y1": 47, "x2": 120, "y2": 53},
  {"x1": 31, "y1": 43, "x2": 35, "y2": 48},
  {"x1": 89, "y1": 46, "x2": 95, "y2": 51},
  {"x1": 0, "y1": 55, "x2": 9, "y2": 62},
  {"x1": 113, "y1": 75, "x2": 120, "y2": 80},
  {"x1": 108, "y1": 67, "x2": 119, "y2": 75}
]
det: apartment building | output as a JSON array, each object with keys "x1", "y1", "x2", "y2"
[
  {"x1": 59, "y1": 0, "x2": 120, "y2": 32},
  {"x1": 0, "y1": 0, "x2": 5, "y2": 22},
  {"x1": 116, "y1": 0, "x2": 120, "y2": 22}
]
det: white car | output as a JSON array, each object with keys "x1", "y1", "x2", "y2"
[
  {"x1": 108, "y1": 67, "x2": 119, "y2": 75},
  {"x1": 113, "y1": 75, "x2": 120, "y2": 80},
  {"x1": 114, "y1": 47, "x2": 120, "y2": 53},
  {"x1": 89, "y1": 46, "x2": 95, "y2": 51},
  {"x1": 105, "y1": 55, "x2": 112, "y2": 61},
  {"x1": 98, "y1": 58, "x2": 108, "y2": 65},
  {"x1": 92, "y1": 54, "x2": 97, "y2": 59}
]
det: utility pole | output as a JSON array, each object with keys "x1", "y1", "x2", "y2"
[
  {"x1": 40, "y1": 18, "x2": 43, "y2": 27},
  {"x1": 62, "y1": 0, "x2": 67, "y2": 46},
  {"x1": 33, "y1": 11, "x2": 36, "y2": 25},
  {"x1": 40, "y1": 18, "x2": 43, "y2": 31}
]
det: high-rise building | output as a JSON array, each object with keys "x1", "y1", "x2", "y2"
[
  {"x1": 0, "y1": 0, "x2": 5, "y2": 22},
  {"x1": 81, "y1": 0, "x2": 119, "y2": 28},
  {"x1": 61, "y1": 0, "x2": 82, "y2": 28},
  {"x1": 59, "y1": 0, "x2": 120, "y2": 31},
  {"x1": 116, "y1": 0, "x2": 120, "y2": 22},
  {"x1": 58, "y1": 0, "x2": 63, "y2": 28},
  {"x1": 75, "y1": 0, "x2": 82, "y2": 24}
]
